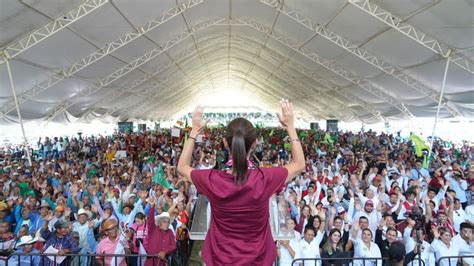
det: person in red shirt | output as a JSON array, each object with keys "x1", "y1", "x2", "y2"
[
  {"x1": 177, "y1": 99, "x2": 305, "y2": 266},
  {"x1": 144, "y1": 200, "x2": 176, "y2": 266}
]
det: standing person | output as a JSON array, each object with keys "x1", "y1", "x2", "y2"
[
  {"x1": 95, "y1": 219, "x2": 128, "y2": 266},
  {"x1": 430, "y1": 227, "x2": 460, "y2": 266},
  {"x1": 351, "y1": 222, "x2": 382, "y2": 266},
  {"x1": 8, "y1": 235, "x2": 41, "y2": 266},
  {"x1": 452, "y1": 222, "x2": 473, "y2": 266},
  {"x1": 41, "y1": 219, "x2": 80, "y2": 266},
  {"x1": 298, "y1": 224, "x2": 325, "y2": 266},
  {"x1": 321, "y1": 228, "x2": 349, "y2": 266},
  {"x1": 144, "y1": 198, "x2": 176, "y2": 266},
  {"x1": 177, "y1": 100, "x2": 305, "y2": 265}
]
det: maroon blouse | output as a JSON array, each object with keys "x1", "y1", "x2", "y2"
[{"x1": 191, "y1": 167, "x2": 288, "y2": 265}]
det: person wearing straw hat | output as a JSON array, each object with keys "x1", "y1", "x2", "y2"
[
  {"x1": 0, "y1": 202, "x2": 13, "y2": 224},
  {"x1": 8, "y1": 235, "x2": 41, "y2": 265},
  {"x1": 96, "y1": 219, "x2": 128, "y2": 266}
]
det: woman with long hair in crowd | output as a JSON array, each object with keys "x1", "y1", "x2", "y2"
[{"x1": 321, "y1": 228, "x2": 349, "y2": 266}]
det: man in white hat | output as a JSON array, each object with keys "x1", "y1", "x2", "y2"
[
  {"x1": 72, "y1": 209, "x2": 96, "y2": 252},
  {"x1": 143, "y1": 197, "x2": 176, "y2": 266},
  {"x1": 8, "y1": 235, "x2": 41, "y2": 265},
  {"x1": 72, "y1": 209, "x2": 96, "y2": 266}
]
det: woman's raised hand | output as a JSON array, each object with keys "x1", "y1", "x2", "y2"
[
  {"x1": 276, "y1": 99, "x2": 294, "y2": 129},
  {"x1": 191, "y1": 106, "x2": 207, "y2": 135}
]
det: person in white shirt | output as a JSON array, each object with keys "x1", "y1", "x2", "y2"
[
  {"x1": 350, "y1": 222, "x2": 382, "y2": 266},
  {"x1": 452, "y1": 222, "x2": 473, "y2": 266},
  {"x1": 465, "y1": 194, "x2": 474, "y2": 222},
  {"x1": 431, "y1": 227, "x2": 460, "y2": 266},
  {"x1": 278, "y1": 225, "x2": 302, "y2": 266},
  {"x1": 403, "y1": 218, "x2": 435, "y2": 266},
  {"x1": 354, "y1": 200, "x2": 382, "y2": 235},
  {"x1": 445, "y1": 170, "x2": 468, "y2": 206},
  {"x1": 298, "y1": 212, "x2": 326, "y2": 266},
  {"x1": 287, "y1": 217, "x2": 302, "y2": 241},
  {"x1": 303, "y1": 184, "x2": 320, "y2": 206},
  {"x1": 421, "y1": 184, "x2": 447, "y2": 212},
  {"x1": 386, "y1": 159, "x2": 399, "y2": 175},
  {"x1": 452, "y1": 198, "x2": 468, "y2": 233}
]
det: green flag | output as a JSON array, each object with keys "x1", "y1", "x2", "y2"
[
  {"x1": 19, "y1": 182, "x2": 35, "y2": 197},
  {"x1": 454, "y1": 149, "x2": 460, "y2": 157},
  {"x1": 422, "y1": 155, "x2": 429, "y2": 169},
  {"x1": 299, "y1": 131, "x2": 308, "y2": 140},
  {"x1": 153, "y1": 164, "x2": 173, "y2": 189},
  {"x1": 147, "y1": 156, "x2": 156, "y2": 164},
  {"x1": 182, "y1": 131, "x2": 188, "y2": 146},
  {"x1": 409, "y1": 133, "x2": 429, "y2": 157},
  {"x1": 321, "y1": 133, "x2": 334, "y2": 146}
]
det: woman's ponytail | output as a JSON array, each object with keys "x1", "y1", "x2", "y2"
[
  {"x1": 232, "y1": 130, "x2": 248, "y2": 185},
  {"x1": 225, "y1": 118, "x2": 257, "y2": 185}
]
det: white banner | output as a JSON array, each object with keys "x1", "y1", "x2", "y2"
[{"x1": 171, "y1": 128, "x2": 180, "y2": 137}]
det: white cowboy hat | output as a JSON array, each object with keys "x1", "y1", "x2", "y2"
[
  {"x1": 74, "y1": 208, "x2": 91, "y2": 220},
  {"x1": 154, "y1": 212, "x2": 171, "y2": 224},
  {"x1": 16, "y1": 235, "x2": 39, "y2": 247}
]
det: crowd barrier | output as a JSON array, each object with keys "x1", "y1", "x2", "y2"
[
  {"x1": 437, "y1": 255, "x2": 474, "y2": 266},
  {"x1": 0, "y1": 253, "x2": 160, "y2": 266},
  {"x1": 1, "y1": 253, "x2": 472, "y2": 266},
  {"x1": 291, "y1": 255, "x2": 474, "y2": 266},
  {"x1": 291, "y1": 257, "x2": 403, "y2": 266}
]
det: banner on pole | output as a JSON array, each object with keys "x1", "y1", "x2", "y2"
[{"x1": 171, "y1": 128, "x2": 181, "y2": 138}]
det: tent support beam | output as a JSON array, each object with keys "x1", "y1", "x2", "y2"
[
  {"x1": 348, "y1": 0, "x2": 473, "y2": 74},
  {"x1": 0, "y1": 0, "x2": 109, "y2": 65},
  {"x1": 3, "y1": 54, "x2": 32, "y2": 166},
  {"x1": 43, "y1": 18, "x2": 225, "y2": 124},
  {"x1": 428, "y1": 56, "x2": 451, "y2": 160},
  {"x1": 233, "y1": 18, "x2": 408, "y2": 119},
  {"x1": 0, "y1": 0, "x2": 204, "y2": 119},
  {"x1": 262, "y1": 0, "x2": 462, "y2": 119}
]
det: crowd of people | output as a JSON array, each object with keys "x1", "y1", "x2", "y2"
[{"x1": 0, "y1": 123, "x2": 472, "y2": 265}]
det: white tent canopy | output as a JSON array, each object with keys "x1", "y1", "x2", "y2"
[{"x1": 0, "y1": 0, "x2": 473, "y2": 125}]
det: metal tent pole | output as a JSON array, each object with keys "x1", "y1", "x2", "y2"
[
  {"x1": 4, "y1": 53, "x2": 32, "y2": 166},
  {"x1": 428, "y1": 56, "x2": 451, "y2": 160}
]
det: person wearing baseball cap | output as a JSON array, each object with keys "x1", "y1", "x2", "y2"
[
  {"x1": 40, "y1": 217, "x2": 79, "y2": 266},
  {"x1": 357, "y1": 199, "x2": 382, "y2": 235}
]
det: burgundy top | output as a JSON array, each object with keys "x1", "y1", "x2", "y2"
[
  {"x1": 191, "y1": 167, "x2": 288, "y2": 266},
  {"x1": 144, "y1": 207, "x2": 176, "y2": 266}
]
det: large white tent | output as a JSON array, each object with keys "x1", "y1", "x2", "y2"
[{"x1": 0, "y1": 0, "x2": 473, "y2": 126}]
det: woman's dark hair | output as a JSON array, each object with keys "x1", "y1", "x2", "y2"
[
  {"x1": 309, "y1": 215, "x2": 322, "y2": 229},
  {"x1": 322, "y1": 228, "x2": 342, "y2": 253},
  {"x1": 225, "y1": 118, "x2": 257, "y2": 185},
  {"x1": 135, "y1": 212, "x2": 145, "y2": 220},
  {"x1": 386, "y1": 227, "x2": 398, "y2": 235},
  {"x1": 362, "y1": 228, "x2": 373, "y2": 237}
]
